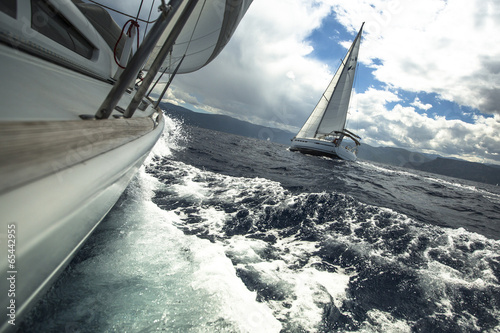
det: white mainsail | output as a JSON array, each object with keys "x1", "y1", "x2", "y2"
[
  {"x1": 296, "y1": 23, "x2": 363, "y2": 140},
  {"x1": 144, "y1": 0, "x2": 253, "y2": 74}
]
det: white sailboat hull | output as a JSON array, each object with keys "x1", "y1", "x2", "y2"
[
  {"x1": 0, "y1": 30, "x2": 166, "y2": 330},
  {"x1": 0, "y1": 115, "x2": 164, "y2": 331},
  {"x1": 290, "y1": 138, "x2": 357, "y2": 161}
]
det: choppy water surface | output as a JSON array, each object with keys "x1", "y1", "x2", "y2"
[{"x1": 20, "y1": 117, "x2": 500, "y2": 332}]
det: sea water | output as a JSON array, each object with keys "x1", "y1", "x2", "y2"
[{"x1": 19, "y1": 116, "x2": 500, "y2": 332}]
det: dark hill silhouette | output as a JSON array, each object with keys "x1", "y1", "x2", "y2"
[
  {"x1": 161, "y1": 103, "x2": 293, "y2": 145},
  {"x1": 406, "y1": 157, "x2": 500, "y2": 185}
]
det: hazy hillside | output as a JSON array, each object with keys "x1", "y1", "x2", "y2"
[
  {"x1": 161, "y1": 103, "x2": 293, "y2": 145},
  {"x1": 357, "y1": 145, "x2": 434, "y2": 167},
  {"x1": 406, "y1": 158, "x2": 500, "y2": 185}
]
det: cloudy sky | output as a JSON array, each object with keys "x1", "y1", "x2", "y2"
[{"x1": 112, "y1": 0, "x2": 500, "y2": 164}]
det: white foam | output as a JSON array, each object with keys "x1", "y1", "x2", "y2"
[
  {"x1": 224, "y1": 233, "x2": 352, "y2": 332},
  {"x1": 172, "y1": 175, "x2": 208, "y2": 200},
  {"x1": 35, "y1": 118, "x2": 282, "y2": 331},
  {"x1": 144, "y1": 141, "x2": 500, "y2": 332},
  {"x1": 226, "y1": 236, "x2": 269, "y2": 264},
  {"x1": 358, "y1": 309, "x2": 412, "y2": 333},
  {"x1": 80, "y1": 168, "x2": 282, "y2": 332},
  {"x1": 358, "y1": 161, "x2": 417, "y2": 178},
  {"x1": 144, "y1": 115, "x2": 184, "y2": 165},
  {"x1": 187, "y1": 236, "x2": 282, "y2": 332}
]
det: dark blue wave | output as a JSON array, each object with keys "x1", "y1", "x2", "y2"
[{"x1": 145, "y1": 125, "x2": 500, "y2": 332}]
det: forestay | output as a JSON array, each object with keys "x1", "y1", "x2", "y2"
[{"x1": 144, "y1": 0, "x2": 252, "y2": 74}]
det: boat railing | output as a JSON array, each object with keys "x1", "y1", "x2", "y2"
[
  {"x1": 94, "y1": 0, "x2": 199, "y2": 120},
  {"x1": 343, "y1": 143, "x2": 359, "y2": 154}
]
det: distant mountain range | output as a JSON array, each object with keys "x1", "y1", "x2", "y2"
[
  {"x1": 406, "y1": 158, "x2": 500, "y2": 185},
  {"x1": 161, "y1": 103, "x2": 294, "y2": 145},
  {"x1": 161, "y1": 103, "x2": 500, "y2": 186}
]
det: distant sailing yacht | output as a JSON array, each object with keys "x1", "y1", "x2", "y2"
[{"x1": 291, "y1": 23, "x2": 364, "y2": 161}]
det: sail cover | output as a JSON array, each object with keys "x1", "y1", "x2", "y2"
[
  {"x1": 143, "y1": 0, "x2": 252, "y2": 74},
  {"x1": 296, "y1": 24, "x2": 363, "y2": 139}
]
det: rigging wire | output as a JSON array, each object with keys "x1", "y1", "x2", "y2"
[
  {"x1": 143, "y1": 0, "x2": 156, "y2": 41},
  {"x1": 147, "y1": 0, "x2": 208, "y2": 98},
  {"x1": 134, "y1": 0, "x2": 145, "y2": 23},
  {"x1": 181, "y1": 0, "x2": 207, "y2": 56},
  {"x1": 86, "y1": 0, "x2": 159, "y2": 23}
]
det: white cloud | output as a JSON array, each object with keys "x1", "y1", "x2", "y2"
[
  {"x1": 351, "y1": 88, "x2": 500, "y2": 163},
  {"x1": 167, "y1": 0, "x2": 335, "y2": 130},
  {"x1": 329, "y1": 0, "x2": 500, "y2": 115},
  {"x1": 410, "y1": 97, "x2": 432, "y2": 111},
  {"x1": 156, "y1": 0, "x2": 500, "y2": 163}
]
